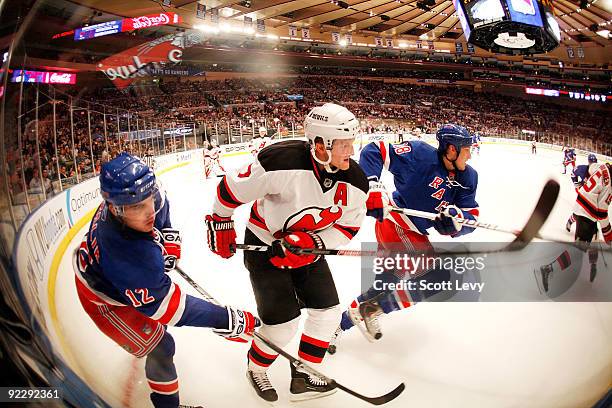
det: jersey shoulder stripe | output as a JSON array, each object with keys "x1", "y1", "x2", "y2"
[{"x1": 258, "y1": 140, "x2": 311, "y2": 172}]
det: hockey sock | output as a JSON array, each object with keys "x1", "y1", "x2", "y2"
[
  {"x1": 248, "y1": 339, "x2": 279, "y2": 372},
  {"x1": 340, "y1": 306, "x2": 356, "y2": 331},
  {"x1": 553, "y1": 250, "x2": 572, "y2": 271},
  {"x1": 299, "y1": 306, "x2": 341, "y2": 364},
  {"x1": 146, "y1": 332, "x2": 179, "y2": 408},
  {"x1": 248, "y1": 317, "x2": 299, "y2": 372}
]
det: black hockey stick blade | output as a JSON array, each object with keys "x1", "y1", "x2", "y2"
[
  {"x1": 510, "y1": 179, "x2": 560, "y2": 246},
  {"x1": 253, "y1": 332, "x2": 405, "y2": 405},
  {"x1": 334, "y1": 381, "x2": 405, "y2": 406}
]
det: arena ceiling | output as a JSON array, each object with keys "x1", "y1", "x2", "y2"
[{"x1": 68, "y1": 0, "x2": 612, "y2": 47}]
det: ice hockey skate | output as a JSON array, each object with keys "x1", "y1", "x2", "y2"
[
  {"x1": 289, "y1": 362, "x2": 337, "y2": 401},
  {"x1": 246, "y1": 369, "x2": 278, "y2": 402},
  {"x1": 348, "y1": 297, "x2": 384, "y2": 342}
]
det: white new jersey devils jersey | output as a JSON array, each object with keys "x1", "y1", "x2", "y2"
[
  {"x1": 574, "y1": 163, "x2": 612, "y2": 229},
  {"x1": 213, "y1": 140, "x2": 368, "y2": 248},
  {"x1": 209, "y1": 146, "x2": 221, "y2": 161},
  {"x1": 249, "y1": 137, "x2": 271, "y2": 156}
]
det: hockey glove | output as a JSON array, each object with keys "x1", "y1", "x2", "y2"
[
  {"x1": 366, "y1": 181, "x2": 390, "y2": 222},
  {"x1": 205, "y1": 213, "x2": 237, "y2": 258},
  {"x1": 433, "y1": 205, "x2": 473, "y2": 236},
  {"x1": 213, "y1": 306, "x2": 260, "y2": 343},
  {"x1": 161, "y1": 228, "x2": 181, "y2": 272},
  {"x1": 269, "y1": 231, "x2": 325, "y2": 269}
]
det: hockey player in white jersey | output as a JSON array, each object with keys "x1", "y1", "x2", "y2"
[
  {"x1": 249, "y1": 126, "x2": 271, "y2": 157},
  {"x1": 205, "y1": 103, "x2": 368, "y2": 402},
  {"x1": 204, "y1": 140, "x2": 225, "y2": 178},
  {"x1": 538, "y1": 162, "x2": 612, "y2": 289}
]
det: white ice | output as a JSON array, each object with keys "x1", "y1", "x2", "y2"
[{"x1": 52, "y1": 142, "x2": 612, "y2": 408}]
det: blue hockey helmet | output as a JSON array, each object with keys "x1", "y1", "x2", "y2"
[
  {"x1": 100, "y1": 152, "x2": 156, "y2": 206},
  {"x1": 436, "y1": 124, "x2": 473, "y2": 154},
  {"x1": 588, "y1": 154, "x2": 597, "y2": 164}
]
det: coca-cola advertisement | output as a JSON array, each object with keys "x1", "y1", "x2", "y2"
[
  {"x1": 122, "y1": 12, "x2": 180, "y2": 32},
  {"x1": 11, "y1": 70, "x2": 76, "y2": 85},
  {"x1": 47, "y1": 72, "x2": 76, "y2": 84}
]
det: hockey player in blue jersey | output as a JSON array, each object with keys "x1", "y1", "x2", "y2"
[
  {"x1": 328, "y1": 124, "x2": 479, "y2": 352},
  {"x1": 472, "y1": 132, "x2": 481, "y2": 154},
  {"x1": 566, "y1": 153, "x2": 598, "y2": 232},
  {"x1": 74, "y1": 152, "x2": 259, "y2": 408},
  {"x1": 562, "y1": 147, "x2": 577, "y2": 174}
]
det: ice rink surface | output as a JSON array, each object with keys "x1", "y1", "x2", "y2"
[{"x1": 52, "y1": 141, "x2": 611, "y2": 407}]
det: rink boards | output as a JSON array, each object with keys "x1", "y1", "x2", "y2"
[{"x1": 9, "y1": 136, "x2": 612, "y2": 407}]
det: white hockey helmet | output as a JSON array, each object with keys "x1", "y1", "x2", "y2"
[
  {"x1": 259, "y1": 126, "x2": 267, "y2": 135},
  {"x1": 305, "y1": 103, "x2": 359, "y2": 171}
]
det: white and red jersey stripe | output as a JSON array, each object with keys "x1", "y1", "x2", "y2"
[{"x1": 149, "y1": 282, "x2": 187, "y2": 326}]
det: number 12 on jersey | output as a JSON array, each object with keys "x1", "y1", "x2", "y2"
[{"x1": 125, "y1": 288, "x2": 155, "y2": 307}]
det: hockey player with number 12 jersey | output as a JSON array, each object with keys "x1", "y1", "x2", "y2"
[{"x1": 74, "y1": 153, "x2": 259, "y2": 408}]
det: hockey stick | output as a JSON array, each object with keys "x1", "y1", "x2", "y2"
[
  {"x1": 231, "y1": 243, "x2": 379, "y2": 257},
  {"x1": 231, "y1": 179, "x2": 561, "y2": 256},
  {"x1": 174, "y1": 265, "x2": 405, "y2": 405},
  {"x1": 389, "y1": 207, "x2": 523, "y2": 237},
  {"x1": 391, "y1": 179, "x2": 564, "y2": 246}
]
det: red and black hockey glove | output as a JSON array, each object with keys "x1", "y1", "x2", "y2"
[
  {"x1": 205, "y1": 213, "x2": 237, "y2": 258},
  {"x1": 366, "y1": 181, "x2": 390, "y2": 222},
  {"x1": 161, "y1": 228, "x2": 181, "y2": 272},
  {"x1": 213, "y1": 306, "x2": 261, "y2": 343},
  {"x1": 269, "y1": 231, "x2": 325, "y2": 269}
]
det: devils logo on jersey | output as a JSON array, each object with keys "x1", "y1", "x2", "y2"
[
  {"x1": 278, "y1": 205, "x2": 343, "y2": 236},
  {"x1": 238, "y1": 164, "x2": 253, "y2": 178}
]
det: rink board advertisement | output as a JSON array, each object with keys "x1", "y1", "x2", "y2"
[
  {"x1": 14, "y1": 192, "x2": 70, "y2": 340},
  {"x1": 11, "y1": 148, "x2": 202, "y2": 380}
]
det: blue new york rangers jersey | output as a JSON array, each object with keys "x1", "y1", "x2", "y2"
[
  {"x1": 571, "y1": 164, "x2": 591, "y2": 187},
  {"x1": 564, "y1": 149, "x2": 576, "y2": 161},
  {"x1": 360, "y1": 140, "x2": 479, "y2": 236},
  {"x1": 75, "y1": 197, "x2": 228, "y2": 329}
]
